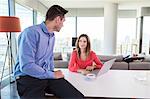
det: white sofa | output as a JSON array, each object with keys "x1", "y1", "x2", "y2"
[{"x1": 54, "y1": 52, "x2": 150, "y2": 70}]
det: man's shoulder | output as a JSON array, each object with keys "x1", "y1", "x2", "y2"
[
  {"x1": 20, "y1": 25, "x2": 41, "y2": 39},
  {"x1": 28, "y1": 24, "x2": 41, "y2": 30},
  {"x1": 24, "y1": 24, "x2": 42, "y2": 33}
]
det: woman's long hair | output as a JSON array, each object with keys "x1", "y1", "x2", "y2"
[{"x1": 75, "y1": 34, "x2": 91, "y2": 58}]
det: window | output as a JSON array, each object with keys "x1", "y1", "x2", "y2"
[
  {"x1": 142, "y1": 16, "x2": 150, "y2": 55},
  {"x1": 77, "y1": 17, "x2": 104, "y2": 54},
  {"x1": 117, "y1": 18, "x2": 136, "y2": 55},
  {"x1": 37, "y1": 12, "x2": 45, "y2": 24},
  {"x1": 0, "y1": 0, "x2": 9, "y2": 78},
  {"x1": 0, "y1": 0, "x2": 8, "y2": 16},
  {"x1": 54, "y1": 17, "x2": 76, "y2": 53},
  {"x1": 15, "y1": 3, "x2": 33, "y2": 38}
]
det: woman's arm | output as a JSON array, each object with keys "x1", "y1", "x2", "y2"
[
  {"x1": 68, "y1": 51, "x2": 79, "y2": 72},
  {"x1": 85, "y1": 52, "x2": 103, "y2": 71},
  {"x1": 92, "y1": 52, "x2": 103, "y2": 69}
]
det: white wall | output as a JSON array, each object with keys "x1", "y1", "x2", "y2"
[{"x1": 66, "y1": 8, "x2": 104, "y2": 17}]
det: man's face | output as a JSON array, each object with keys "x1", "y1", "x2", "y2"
[{"x1": 54, "y1": 16, "x2": 65, "y2": 32}]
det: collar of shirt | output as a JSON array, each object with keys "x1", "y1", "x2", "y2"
[{"x1": 40, "y1": 21, "x2": 55, "y2": 37}]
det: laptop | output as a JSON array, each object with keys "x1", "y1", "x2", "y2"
[{"x1": 86, "y1": 58, "x2": 116, "y2": 78}]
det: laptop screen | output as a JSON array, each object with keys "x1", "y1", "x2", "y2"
[{"x1": 91, "y1": 58, "x2": 116, "y2": 77}]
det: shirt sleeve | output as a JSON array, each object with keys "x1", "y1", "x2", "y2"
[
  {"x1": 18, "y1": 28, "x2": 54, "y2": 79},
  {"x1": 92, "y1": 51, "x2": 103, "y2": 69},
  {"x1": 68, "y1": 51, "x2": 79, "y2": 72}
]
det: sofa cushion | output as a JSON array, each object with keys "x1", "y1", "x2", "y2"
[
  {"x1": 54, "y1": 52, "x2": 62, "y2": 60},
  {"x1": 111, "y1": 62, "x2": 128, "y2": 70},
  {"x1": 98, "y1": 55, "x2": 123, "y2": 62},
  {"x1": 129, "y1": 62, "x2": 150, "y2": 70}
]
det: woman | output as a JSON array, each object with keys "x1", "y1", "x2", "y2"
[{"x1": 68, "y1": 34, "x2": 103, "y2": 75}]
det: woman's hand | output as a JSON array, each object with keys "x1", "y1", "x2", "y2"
[
  {"x1": 77, "y1": 69, "x2": 90, "y2": 75},
  {"x1": 86, "y1": 62, "x2": 97, "y2": 71},
  {"x1": 86, "y1": 66, "x2": 95, "y2": 71}
]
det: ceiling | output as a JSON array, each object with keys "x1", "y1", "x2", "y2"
[{"x1": 38, "y1": 0, "x2": 150, "y2": 9}]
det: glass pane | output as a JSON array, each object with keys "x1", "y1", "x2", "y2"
[
  {"x1": 117, "y1": 18, "x2": 136, "y2": 55},
  {"x1": 0, "y1": 0, "x2": 9, "y2": 78},
  {"x1": 136, "y1": 17, "x2": 141, "y2": 54},
  {"x1": 77, "y1": 17, "x2": 104, "y2": 54},
  {"x1": 142, "y1": 16, "x2": 150, "y2": 55},
  {"x1": 54, "y1": 17, "x2": 76, "y2": 53},
  {"x1": 15, "y1": 3, "x2": 33, "y2": 38},
  {"x1": 37, "y1": 12, "x2": 45, "y2": 24},
  {"x1": 0, "y1": 0, "x2": 8, "y2": 15}
]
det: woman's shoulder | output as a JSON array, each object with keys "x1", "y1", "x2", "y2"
[
  {"x1": 90, "y1": 50, "x2": 96, "y2": 55},
  {"x1": 89, "y1": 51, "x2": 98, "y2": 59},
  {"x1": 72, "y1": 50, "x2": 78, "y2": 55}
]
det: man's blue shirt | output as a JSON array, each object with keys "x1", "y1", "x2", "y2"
[{"x1": 14, "y1": 22, "x2": 55, "y2": 79}]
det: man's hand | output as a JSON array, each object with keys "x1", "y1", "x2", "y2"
[{"x1": 54, "y1": 70, "x2": 64, "y2": 79}]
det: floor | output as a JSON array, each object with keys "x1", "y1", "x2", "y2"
[
  {"x1": 0, "y1": 82, "x2": 57, "y2": 99},
  {"x1": 1, "y1": 82, "x2": 20, "y2": 99}
]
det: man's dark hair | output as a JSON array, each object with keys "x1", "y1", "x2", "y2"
[{"x1": 45, "y1": 5, "x2": 68, "y2": 21}]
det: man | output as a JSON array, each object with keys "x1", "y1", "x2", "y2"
[{"x1": 14, "y1": 5, "x2": 84, "y2": 99}]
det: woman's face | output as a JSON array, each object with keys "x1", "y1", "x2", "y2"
[{"x1": 79, "y1": 37, "x2": 87, "y2": 50}]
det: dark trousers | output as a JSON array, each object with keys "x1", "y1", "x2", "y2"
[{"x1": 16, "y1": 76, "x2": 84, "y2": 99}]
